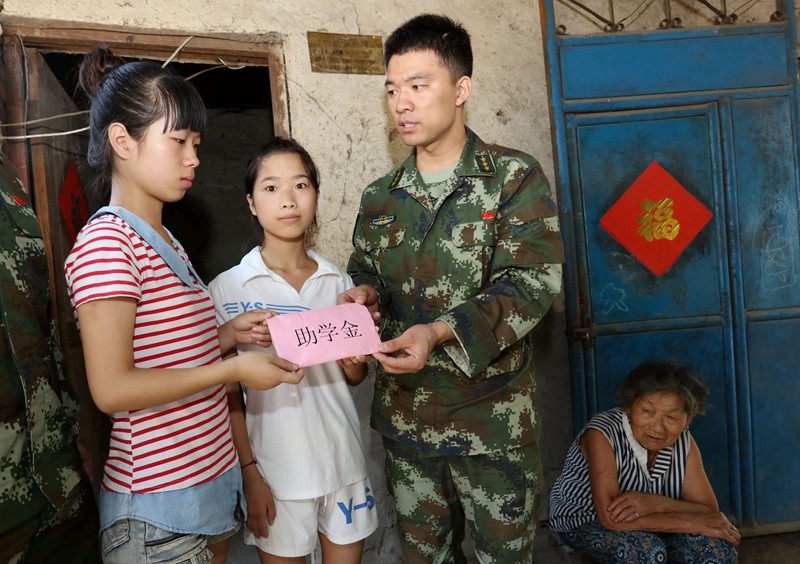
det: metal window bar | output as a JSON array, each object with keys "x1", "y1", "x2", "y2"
[{"x1": 555, "y1": 0, "x2": 785, "y2": 34}]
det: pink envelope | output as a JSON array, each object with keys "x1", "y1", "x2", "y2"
[{"x1": 267, "y1": 303, "x2": 381, "y2": 367}]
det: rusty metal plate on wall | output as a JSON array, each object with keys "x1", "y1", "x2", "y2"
[{"x1": 307, "y1": 31, "x2": 383, "y2": 75}]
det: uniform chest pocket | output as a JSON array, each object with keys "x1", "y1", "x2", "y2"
[
  {"x1": 362, "y1": 226, "x2": 406, "y2": 280},
  {"x1": 0, "y1": 195, "x2": 48, "y2": 309},
  {"x1": 451, "y1": 220, "x2": 496, "y2": 248},
  {"x1": 450, "y1": 219, "x2": 496, "y2": 287},
  {"x1": 0, "y1": 159, "x2": 43, "y2": 240},
  {"x1": 363, "y1": 225, "x2": 406, "y2": 252},
  {"x1": 2, "y1": 194, "x2": 43, "y2": 239}
]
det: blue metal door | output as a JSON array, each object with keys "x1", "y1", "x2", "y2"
[{"x1": 544, "y1": 4, "x2": 800, "y2": 530}]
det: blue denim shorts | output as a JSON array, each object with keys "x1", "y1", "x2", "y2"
[{"x1": 101, "y1": 519, "x2": 216, "y2": 564}]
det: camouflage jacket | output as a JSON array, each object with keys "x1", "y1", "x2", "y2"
[
  {"x1": 0, "y1": 153, "x2": 82, "y2": 531},
  {"x1": 348, "y1": 128, "x2": 564, "y2": 456}
]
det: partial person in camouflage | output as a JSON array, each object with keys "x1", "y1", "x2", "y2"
[
  {"x1": 0, "y1": 151, "x2": 100, "y2": 563},
  {"x1": 341, "y1": 13, "x2": 564, "y2": 563}
]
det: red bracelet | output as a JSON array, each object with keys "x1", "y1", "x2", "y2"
[{"x1": 241, "y1": 460, "x2": 257, "y2": 469}]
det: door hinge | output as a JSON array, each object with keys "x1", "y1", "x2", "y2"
[{"x1": 572, "y1": 326, "x2": 595, "y2": 349}]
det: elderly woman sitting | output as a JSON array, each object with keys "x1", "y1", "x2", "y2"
[{"x1": 548, "y1": 361, "x2": 739, "y2": 563}]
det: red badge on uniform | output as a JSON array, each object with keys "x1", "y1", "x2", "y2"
[
  {"x1": 600, "y1": 161, "x2": 713, "y2": 277},
  {"x1": 482, "y1": 211, "x2": 495, "y2": 220}
]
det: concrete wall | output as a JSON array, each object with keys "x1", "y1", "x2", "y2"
[{"x1": 5, "y1": 1, "x2": 572, "y2": 560}]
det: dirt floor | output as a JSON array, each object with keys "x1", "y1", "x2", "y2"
[
  {"x1": 227, "y1": 524, "x2": 800, "y2": 563},
  {"x1": 738, "y1": 531, "x2": 800, "y2": 563}
]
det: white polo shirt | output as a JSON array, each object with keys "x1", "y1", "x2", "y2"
[{"x1": 209, "y1": 247, "x2": 368, "y2": 499}]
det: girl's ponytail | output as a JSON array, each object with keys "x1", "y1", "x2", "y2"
[{"x1": 78, "y1": 44, "x2": 124, "y2": 101}]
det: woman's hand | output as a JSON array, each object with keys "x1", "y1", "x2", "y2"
[
  {"x1": 696, "y1": 511, "x2": 741, "y2": 546},
  {"x1": 241, "y1": 464, "x2": 276, "y2": 539},
  {"x1": 231, "y1": 309, "x2": 276, "y2": 348},
  {"x1": 608, "y1": 491, "x2": 663, "y2": 522},
  {"x1": 336, "y1": 354, "x2": 371, "y2": 385},
  {"x1": 336, "y1": 354, "x2": 371, "y2": 368},
  {"x1": 218, "y1": 309, "x2": 277, "y2": 356},
  {"x1": 234, "y1": 352, "x2": 303, "y2": 389}
]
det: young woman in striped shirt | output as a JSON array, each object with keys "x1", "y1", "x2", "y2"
[
  {"x1": 64, "y1": 45, "x2": 304, "y2": 564},
  {"x1": 548, "y1": 361, "x2": 739, "y2": 563}
]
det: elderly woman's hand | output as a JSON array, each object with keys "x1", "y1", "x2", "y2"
[
  {"x1": 696, "y1": 511, "x2": 741, "y2": 546},
  {"x1": 607, "y1": 491, "x2": 663, "y2": 522}
]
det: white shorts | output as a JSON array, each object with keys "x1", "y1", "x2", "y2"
[{"x1": 243, "y1": 477, "x2": 379, "y2": 557}]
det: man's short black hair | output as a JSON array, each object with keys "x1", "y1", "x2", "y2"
[{"x1": 384, "y1": 14, "x2": 473, "y2": 80}]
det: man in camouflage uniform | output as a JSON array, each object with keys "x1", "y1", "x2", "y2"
[
  {"x1": 342, "y1": 14, "x2": 564, "y2": 564},
  {"x1": 0, "y1": 152, "x2": 100, "y2": 562}
]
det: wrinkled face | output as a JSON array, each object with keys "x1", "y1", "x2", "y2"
[
  {"x1": 627, "y1": 391, "x2": 689, "y2": 454},
  {"x1": 384, "y1": 49, "x2": 469, "y2": 152},
  {"x1": 246, "y1": 152, "x2": 317, "y2": 244}
]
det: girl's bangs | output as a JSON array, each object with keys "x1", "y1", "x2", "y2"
[{"x1": 158, "y1": 75, "x2": 208, "y2": 136}]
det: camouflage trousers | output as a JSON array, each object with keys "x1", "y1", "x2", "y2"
[
  {"x1": 0, "y1": 475, "x2": 100, "y2": 564},
  {"x1": 384, "y1": 439, "x2": 542, "y2": 564}
]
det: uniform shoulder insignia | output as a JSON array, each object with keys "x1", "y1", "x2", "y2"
[
  {"x1": 388, "y1": 167, "x2": 404, "y2": 189},
  {"x1": 475, "y1": 152, "x2": 496, "y2": 173}
]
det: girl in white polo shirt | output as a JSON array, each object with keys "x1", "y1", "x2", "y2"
[
  {"x1": 209, "y1": 137, "x2": 378, "y2": 563},
  {"x1": 64, "y1": 45, "x2": 304, "y2": 564}
]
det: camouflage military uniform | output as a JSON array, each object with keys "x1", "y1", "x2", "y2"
[
  {"x1": 348, "y1": 128, "x2": 564, "y2": 562},
  {"x1": 0, "y1": 153, "x2": 99, "y2": 563}
]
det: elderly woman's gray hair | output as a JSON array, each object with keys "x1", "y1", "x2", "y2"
[{"x1": 618, "y1": 361, "x2": 709, "y2": 419}]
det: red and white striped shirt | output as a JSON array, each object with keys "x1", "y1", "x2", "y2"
[{"x1": 65, "y1": 215, "x2": 237, "y2": 494}]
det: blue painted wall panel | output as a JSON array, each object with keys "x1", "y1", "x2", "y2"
[
  {"x1": 560, "y1": 33, "x2": 788, "y2": 100},
  {"x1": 732, "y1": 96, "x2": 800, "y2": 310},
  {"x1": 747, "y1": 318, "x2": 800, "y2": 522}
]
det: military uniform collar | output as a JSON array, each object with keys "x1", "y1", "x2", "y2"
[
  {"x1": 387, "y1": 127, "x2": 497, "y2": 192},
  {"x1": 455, "y1": 128, "x2": 497, "y2": 178}
]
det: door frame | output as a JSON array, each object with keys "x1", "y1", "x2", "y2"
[{"x1": 1, "y1": 15, "x2": 290, "y2": 193}]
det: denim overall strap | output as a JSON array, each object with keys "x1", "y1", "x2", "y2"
[{"x1": 88, "y1": 206, "x2": 206, "y2": 290}]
